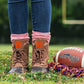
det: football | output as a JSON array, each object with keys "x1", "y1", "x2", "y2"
[{"x1": 53, "y1": 47, "x2": 84, "y2": 68}]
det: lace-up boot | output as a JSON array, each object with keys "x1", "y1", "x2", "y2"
[
  {"x1": 31, "y1": 39, "x2": 49, "y2": 73},
  {"x1": 8, "y1": 39, "x2": 29, "y2": 73}
]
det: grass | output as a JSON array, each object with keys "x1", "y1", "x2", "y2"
[
  {"x1": 0, "y1": 44, "x2": 84, "y2": 51},
  {"x1": 0, "y1": 44, "x2": 84, "y2": 84}
]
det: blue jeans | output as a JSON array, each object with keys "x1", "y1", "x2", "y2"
[{"x1": 8, "y1": 0, "x2": 51, "y2": 34}]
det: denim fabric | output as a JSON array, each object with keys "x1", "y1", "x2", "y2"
[
  {"x1": 8, "y1": 0, "x2": 28, "y2": 34},
  {"x1": 8, "y1": 0, "x2": 51, "y2": 34},
  {"x1": 8, "y1": 0, "x2": 27, "y2": 3}
]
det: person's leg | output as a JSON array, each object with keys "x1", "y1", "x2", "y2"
[
  {"x1": 8, "y1": 0, "x2": 28, "y2": 34},
  {"x1": 8, "y1": 0, "x2": 29, "y2": 73},
  {"x1": 31, "y1": 0, "x2": 52, "y2": 72},
  {"x1": 31, "y1": 0, "x2": 51, "y2": 33}
]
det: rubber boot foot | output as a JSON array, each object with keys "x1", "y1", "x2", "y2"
[
  {"x1": 31, "y1": 67, "x2": 47, "y2": 73},
  {"x1": 8, "y1": 67, "x2": 28, "y2": 74}
]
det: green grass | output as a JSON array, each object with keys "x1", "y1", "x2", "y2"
[
  {"x1": 0, "y1": 44, "x2": 84, "y2": 84},
  {"x1": 0, "y1": 44, "x2": 84, "y2": 51}
]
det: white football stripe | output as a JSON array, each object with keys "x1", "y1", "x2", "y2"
[
  {"x1": 63, "y1": 47, "x2": 83, "y2": 53},
  {"x1": 81, "y1": 55, "x2": 84, "y2": 67},
  {"x1": 56, "y1": 50, "x2": 61, "y2": 63}
]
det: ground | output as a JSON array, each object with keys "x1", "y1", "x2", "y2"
[{"x1": 0, "y1": 44, "x2": 84, "y2": 84}]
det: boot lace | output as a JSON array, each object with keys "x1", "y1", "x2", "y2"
[{"x1": 12, "y1": 48, "x2": 27, "y2": 67}]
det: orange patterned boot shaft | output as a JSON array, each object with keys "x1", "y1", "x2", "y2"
[
  {"x1": 31, "y1": 39, "x2": 49, "y2": 73},
  {"x1": 8, "y1": 39, "x2": 29, "y2": 74}
]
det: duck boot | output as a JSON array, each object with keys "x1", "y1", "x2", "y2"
[
  {"x1": 31, "y1": 39, "x2": 49, "y2": 73},
  {"x1": 8, "y1": 39, "x2": 29, "y2": 74}
]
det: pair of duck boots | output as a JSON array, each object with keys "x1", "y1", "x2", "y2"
[{"x1": 8, "y1": 39, "x2": 49, "y2": 73}]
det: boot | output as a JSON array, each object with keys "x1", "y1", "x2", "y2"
[
  {"x1": 8, "y1": 39, "x2": 29, "y2": 74},
  {"x1": 31, "y1": 39, "x2": 49, "y2": 73}
]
